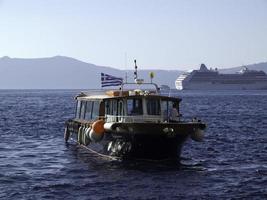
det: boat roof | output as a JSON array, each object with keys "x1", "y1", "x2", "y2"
[{"x1": 76, "y1": 90, "x2": 181, "y2": 102}]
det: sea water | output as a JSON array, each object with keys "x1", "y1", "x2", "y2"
[{"x1": 0, "y1": 90, "x2": 266, "y2": 199}]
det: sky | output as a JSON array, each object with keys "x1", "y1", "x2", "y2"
[{"x1": 0, "y1": 0, "x2": 267, "y2": 70}]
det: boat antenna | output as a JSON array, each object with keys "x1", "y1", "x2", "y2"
[
  {"x1": 134, "y1": 59, "x2": 138, "y2": 81},
  {"x1": 124, "y1": 52, "x2": 128, "y2": 83},
  {"x1": 125, "y1": 72, "x2": 128, "y2": 83}
]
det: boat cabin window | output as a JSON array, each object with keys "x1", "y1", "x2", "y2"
[
  {"x1": 171, "y1": 101, "x2": 180, "y2": 113},
  {"x1": 146, "y1": 99, "x2": 161, "y2": 115},
  {"x1": 169, "y1": 101, "x2": 180, "y2": 121},
  {"x1": 75, "y1": 100, "x2": 86, "y2": 119},
  {"x1": 75, "y1": 100, "x2": 101, "y2": 120},
  {"x1": 85, "y1": 101, "x2": 93, "y2": 120},
  {"x1": 105, "y1": 101, "x2": 111, "y2": 115},
  {"x1": 162, "y1": 100, "x2": 180, "y2": 121},
  {"x1": 161, "y1": 100, "x2": 170, "y2": 121},
  {"x1": 127, "y1": 98, "x2": 143, "y2": 115},
  {"x1": 91, "y1": 101, "x2": 100, "y2": 119},
  {"x1": 80, "y1": 101, "x2": 86, "y2": 119},
  {"x1": 105, "y1": 100, "x2": 118, "y2": 115},
  {"x1": 112, "y1": 100, "x2": 117, "y2": 115},
  {"x1": 75, "y1": 100, "x2": 81, "y2": 119},
  {"x1": 118, "y1": 100, "x2": 124, "y2": 116}
]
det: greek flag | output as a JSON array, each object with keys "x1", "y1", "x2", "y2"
[{"x1": 101, "y1": 73, "x2": 123, "y2": 87}]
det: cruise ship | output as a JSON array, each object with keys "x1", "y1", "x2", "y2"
[{"x1": 175, "y1": 64, "x2": 267, "y2": 90}]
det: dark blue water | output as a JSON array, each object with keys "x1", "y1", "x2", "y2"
[{"x1": 0, "y1": 90, "x2": 266, "y2": 199}]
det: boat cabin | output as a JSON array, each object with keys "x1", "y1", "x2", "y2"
[{"x1": 74, "y1": 90, "x2": 181, "y2": 123}]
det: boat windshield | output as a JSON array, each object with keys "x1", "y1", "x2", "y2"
[
  {"x1": 127, "y1": 98, "x2": 143, "y2": 115},
  {"x1": 161, "y1": 100, "x2": 180, "y2": 121},
  {"x1": 146, "y1": 99, "x2": 161, "y2": 115}
]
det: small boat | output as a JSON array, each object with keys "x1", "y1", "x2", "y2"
[{"x1": 64, "y1": 61, "x2": 206, "y2": 161}]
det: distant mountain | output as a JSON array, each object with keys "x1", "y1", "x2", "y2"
[
  {"x1": 0, "y1": 56, "x2": 183, "y2": 89},
  {"x1": 219, "y1": 62, "x2": 267, "y2": 74},
  {"x1": 1, "y1": 56, "x2": 266, "y2": 89}
]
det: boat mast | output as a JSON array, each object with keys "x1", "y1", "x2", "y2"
[
  {"x1": 120, "y1": 60, "x2": 159, "y2": 94},
  {"x1": 134, "y1": 59, "x2": 138, "y2": 81},
  {"x1": 124, "y1": 52, "x2": 128, "y2": 83},
  {"x1": 125, "y1": 72, "x2": 128, "y2": 83}
]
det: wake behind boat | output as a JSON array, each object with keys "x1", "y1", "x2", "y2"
[{"x1": 64, "y1": 60, "x2": 206, "y2": 161}]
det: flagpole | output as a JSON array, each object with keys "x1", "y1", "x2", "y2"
[{"x1": 124, "y1": 52, "x2": 127, "y2": 83}]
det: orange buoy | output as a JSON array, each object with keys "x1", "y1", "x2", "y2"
[
  {"x1": 90, "y1": 120, "x2": 105, "y2": 142},
  {"x1": 92, "y1": 120, "x2": 105, "y2": 134}
]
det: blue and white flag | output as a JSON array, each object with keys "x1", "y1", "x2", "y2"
[{"x1": 101, "y1": 73, "x2": 123, "y2": 87}]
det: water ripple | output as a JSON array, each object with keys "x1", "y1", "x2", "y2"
[{"x1": 0, "y1": 90, "x2": 266, "y2": 199}]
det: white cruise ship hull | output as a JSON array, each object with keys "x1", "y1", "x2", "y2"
[{"x1": 177, "y1": 82, "x2": 267, "y2": 90}]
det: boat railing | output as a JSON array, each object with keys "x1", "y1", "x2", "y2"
[
  {"x1": 158, "y1": 89, "x2": 176, "y2": 97},
  {"x1": 105, "y1": 114, "x2": 164, "y2": 123},
  {"x1": 120, "y1": 82, "x2": 160, "y2": 95},
  {"x1": 78, "y1": 89, "x2": 109, "y2": 96}
]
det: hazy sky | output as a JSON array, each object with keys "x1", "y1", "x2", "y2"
[{"x1": 0, "y1": 0, "x2": 267, "y2": 70}]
